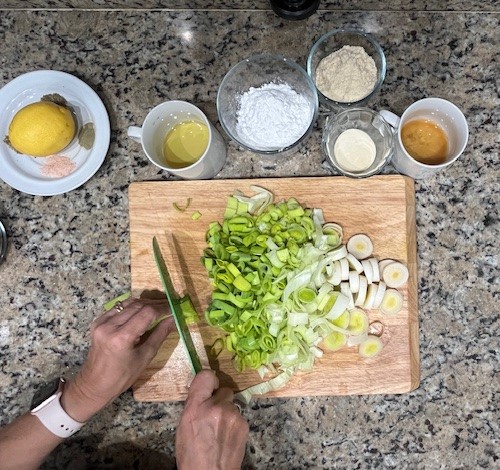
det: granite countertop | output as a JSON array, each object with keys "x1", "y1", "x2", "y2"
[{"x1": 0, "y1": 1, "x2": 498, "y2": 469}]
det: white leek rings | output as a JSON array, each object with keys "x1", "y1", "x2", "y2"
[
  {"x1": 348, "y1": 308, "x2": 369, "y2": 335},
  {"x1": 328, "y1": 260, "x2": 342, "y2": 286},
  {"x1": 380, "y1": 289, "x2": 404, "y2": 315},
  {"x1": 340, "y1": 282, "x2": 355, "y2": 309},
  {"x1": 378, "y1": 259, "x2": 395, "y2": 275},
  {"x1": 372, "y1": 281, "x2": 386, "y2": 309},
  {"x1": 331, "y1": 310, "x2": 350, "y2": 329},
  {"x1": 347, "y1": 253, "x2": 363, "y2": 273},
  {"x1": 340, "y1": 257, "x2": 349, "y2": 280},
  {"x1": 323, "y1": 331, "x2": 347, "y2": 351},
  {"x1": 369, "y1": 258, "x2": 380, "y2": 283},
  {"x1": 364, "y1": 283, "x2": 378, "y2": 309},
  {"x1": 354, "y1": 275, "x2": 368, "y2": 307},
  {"x1": 382, "y1": 262, "x2": 409, "y2": 288},
  {"x1": 359, "y1": 335, "x2": 384, "y2": 358},
  {"x1": 347, "y1": 234, "x2": 373, "y2": 260},
  {"x1": 348, "y1": 270, "x2": 360, "y2": 293},
  {"x1": 360, "y1": 259, "x2": 372, "y2": 283}
]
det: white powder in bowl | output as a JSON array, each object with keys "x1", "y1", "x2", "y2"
[
  {"x1": 315, "y1": 45, "x2": 378, "y2": 103},
  {"x1": 235, "y1": 82, "x2": 314, "y2": 151}
]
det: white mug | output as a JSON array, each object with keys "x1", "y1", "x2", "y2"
[
  {"x1": 128, "y1": 100, "x2": 227, "y2": 179},
  {"x1": 380, "y1": 97, "x2": 468, "y2": 179}
]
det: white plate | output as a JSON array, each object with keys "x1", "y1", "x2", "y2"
[{"x1": 0, "y1": 70, "x2": 110, "y2": 196}]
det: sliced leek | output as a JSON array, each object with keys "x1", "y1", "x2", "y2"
[
  {"x1": 361, "y1": 259, "x2": 373, "y2": 284},
  {"x1": 380, "y1": 289, "x2": 404, "y2": 315},
  {"x1": 364, "y1": 283, "x2": 378, "y2": 309},
  {"x1": 369, "y1": 258, "x2": 380, "y2": 283},
  {"x1": 347, "y1": 332, "x2": 368, "y2": 347},
  {"x1": 327, "y1": 260, "x2": 342, "y2": 286},
  {"x1": 326, "y1": 292, "x2": 350, "y2": 320},
  {"x1": 348, "y1": 270, "x2": 360, "y2": 293},
  {"x1": 354, "y1": 275, "x2": 368, "y2": 307},
  {"x1": 235, "y1": 368, "x2": 295, "y2": 404},
  {"x1": 323, "y1": 331, "x2": 347, "y2": 351},
  {"x1": 103, "y1": 291, "x2": 131, "y2": 311},
  {"x1": 359, "y1": 335, "x2": 384, "y2": 358},
  {"x1": 203, "y1": 186, "x2": 349, "y2": 381},
  {"x1": 378, "y1": 259, "x2": 395, "y2": 275},
  {"x1": 347, "y1": 234, "x2": 373, "y2": 260},
  {"x1": 340, "y1": 257, "x2": 349, "y2": 281},
  {"x1": 348, "y1": 308, "x2": 369, "y2": 335},
  {"x1": 203, "y1": 189, "x2": 408, "y2": 402},
  {"x1": 340, "y1": 282, "x2": 354, "y2": 310},
  {"x1": 173, "y1": 197, "x2": 192, "y2": 212},
  {"x1": 330, "y1": 245, "x2": 348, "y2": 261},
  {"x1": 331, "y1": 310, "x2": 350, "y2": 329},
  {"x1": 382, "y1": 262, "x2": 409, "y2": 288},
  {"x1": 347, "y1": 253, "x2": 364, "y2": 273},
  {"x1": 372, "y1": 281, "x2": 386, "y2": 309}
]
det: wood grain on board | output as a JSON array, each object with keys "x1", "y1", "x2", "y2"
[{"x1": 129, "y1": 176, "x2": 419, "y2": 402}]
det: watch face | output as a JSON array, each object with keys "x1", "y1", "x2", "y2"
[{"x1": 30, "y1": 378, "x2": 62, "y2": 409}]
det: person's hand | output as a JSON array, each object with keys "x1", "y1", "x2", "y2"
[
  {"x1": 61, "y1": 298, "x2": 175, "y2": 422},
  {"x1": 175, "y1": 370, "x2": 249, "y2": 470}
]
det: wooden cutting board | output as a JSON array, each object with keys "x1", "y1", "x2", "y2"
[{"x1": 129, "y1": 176, "x2": 419, "y2": 401}]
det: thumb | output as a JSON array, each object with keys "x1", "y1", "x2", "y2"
[{"x1": 185, "y1": 370, "x2": 219, "y2": 408}]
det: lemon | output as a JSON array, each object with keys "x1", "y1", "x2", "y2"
[{"x1": 8, "y1": 101, "x2": 76, "y2": 157}]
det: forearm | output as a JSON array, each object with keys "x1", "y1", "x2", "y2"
[
  {"x1": 0, "y1": 379, "x2": 103, "y2": 470},
  {"x1": 0, "y1": 300, "x2": 172, "y2": 470},
  {"x1": 0, "y1": 413, "x2": 63, "y2": 470}
]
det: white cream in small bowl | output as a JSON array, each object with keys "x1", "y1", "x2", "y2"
[
  {"x1": 333, "y1": 128, "x2": 377, "y2": 172},
  {"x1": 323, "y1": 107, "x2": 393, "y2": 178}
]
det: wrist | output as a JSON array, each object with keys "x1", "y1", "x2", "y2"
[{"x1": 60, "y1": 376, "x2": 107, "y2": 423}]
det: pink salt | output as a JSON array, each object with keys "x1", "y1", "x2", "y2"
[{"x1": 40, "y1": 155, "x2": 76, "y2": 178}]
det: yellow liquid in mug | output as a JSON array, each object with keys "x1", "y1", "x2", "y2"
[
  {"x1": 162, "y1": 120, "x2": 209, "y2": 169},
  {"x1": 401, "y1": 119, "x2": 449, "y2": 165}
]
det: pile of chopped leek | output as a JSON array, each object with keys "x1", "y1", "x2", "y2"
[{"x1": 202, "y1": 186, "x2": 407, "y2": 403}]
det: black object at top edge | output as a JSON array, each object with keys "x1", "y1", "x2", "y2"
[
  {"x1": 269, "y1": 0, "x2": 321, "y2": 20},
  {"x1": 269, "y1": 0, "x2": 320, "y2": 20}
]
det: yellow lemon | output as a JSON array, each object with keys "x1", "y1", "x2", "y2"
[{"x1": 8, "y1": 101, "x2": 76, "y2": 157}]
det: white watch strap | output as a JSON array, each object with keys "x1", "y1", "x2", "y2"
[{"x1": 31, "y1": 390, "x2": 85, "y2": 438}]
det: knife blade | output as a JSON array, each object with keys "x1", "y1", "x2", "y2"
[{"x1": 152, "y1": 236, "x2": 203, "y2": 375}]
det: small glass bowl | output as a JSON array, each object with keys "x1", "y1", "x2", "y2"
[
  {"x1": 307, "y1": 29, "x2": 386, "y2": 110},
  {"x1": 217, "y1": 53, "x2": 318, "y2": 157},
  {"x1": 323, "y1": 107, "x2": 393, "y2": 178}
]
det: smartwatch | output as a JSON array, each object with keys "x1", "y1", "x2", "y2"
[{"x1": 30, "y1": 377, "x2": 85, "y2": 438}]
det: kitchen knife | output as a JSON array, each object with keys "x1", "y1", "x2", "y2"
[{"x1": 152, "y1": 236, "x2": 203, "y2": 375}]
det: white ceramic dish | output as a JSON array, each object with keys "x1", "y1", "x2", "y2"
[{"x1": 0, "y1": 70, "x2": 110, "y2": 196}]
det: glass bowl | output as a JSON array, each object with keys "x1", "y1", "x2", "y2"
[
  {"x1": 307, "y1": 29, "x2": 386, "y2": 110},
  {"x1": 217, "y1": 54, "x2": 318, "y2": 156},
  {"x1": 322, "y1": 107, "x2": 393, "y2": 178}
]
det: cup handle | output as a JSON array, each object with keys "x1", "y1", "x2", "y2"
[
  {"x1": 127, "y1": 126, "x2": 143, "y2": 143},
  {"x1": 379, "y1": 110, "x2": 401, "y2": 130}
]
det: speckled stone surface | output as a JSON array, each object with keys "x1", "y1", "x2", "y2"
[
  {"x1": 0, "y1": 3, "x2": 498, "y2": 470},
  {"x1": 1, "y1": 1, "x2": 498, "y2": 11}
]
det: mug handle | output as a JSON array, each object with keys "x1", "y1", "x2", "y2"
[
  {"x1": 127, "y1": 126, "x2": 143, "y2": 143},
  {"x1": 379, "y1": 110, "x2": 401, "y2": 130}
]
